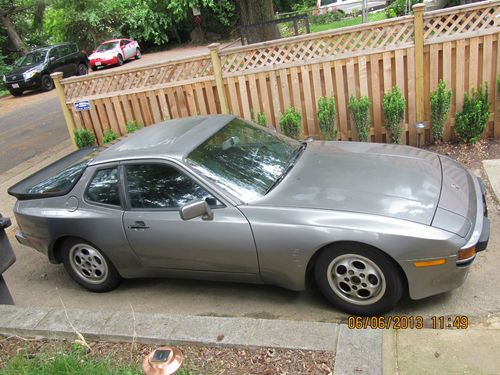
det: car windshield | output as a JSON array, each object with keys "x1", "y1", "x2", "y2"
[
  {"x1": 15, "y1": 50, "x2": 47, "y2": 67},
  {"x1": 96, "y1": 42, "x2": 118, "y2": 52},
  {"x1": 187, "y1": 118, "x2": 301, "y2": 201}
]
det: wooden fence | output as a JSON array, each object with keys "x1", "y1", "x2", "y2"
[{"x1": 54, "y1": 0, "x2": 500, "y2": 146}]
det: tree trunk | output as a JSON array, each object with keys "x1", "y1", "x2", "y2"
[
  {"x1": 0, "y1": 8, "x2": 25, "y2": 53},
  {"x1": 238, "y1": 0, "x2": 278, "y2": 44},
  {"x1": 32, "y1": 0, "x2": 46, "y2": 31}
]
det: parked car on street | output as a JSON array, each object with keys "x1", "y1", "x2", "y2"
[
  {"x1": 88, "y1": 39, "x2": 141, "y2": 71},
  {"x1": 8, "y1": 115, "x2": 489, "y2": 315},
  {"x1": 2, "y1": 43, "x2": 89, "y2": 96}
]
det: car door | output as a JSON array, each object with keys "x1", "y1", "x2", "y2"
[
  {"x1": 121, "y1": 161, "x2": 260, "y2": 274},
  {"x1": 48, "y1": 47, "x2": 67, "y2": 75},
  {"x1": 122, "y1": 39, "x2": 135, "y2": 59}
]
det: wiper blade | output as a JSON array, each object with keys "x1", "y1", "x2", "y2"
[{"x1": 265, "y1": 142, "x2": 306, "y2": 194}]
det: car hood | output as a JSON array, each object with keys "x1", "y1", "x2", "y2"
[
  {"x1": 89, "y1": 50, "x2": 117, "y2": 59},
  {"x1": 6, "y1": 63, "x2": 43, "y2": 76},
  {"x1": 253, "y1": 141, "x2": 442, "y2": 225}
]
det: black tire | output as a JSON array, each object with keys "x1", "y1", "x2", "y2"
[
  {"x1": 77, "y1": 63, "x2": 88, "y2": 76},
  {"x1": 117, "y1": 54, "x2": 124, "y2": 66},
  {"x1": 61, "y1": 238, "x2": 122, "y2": 293},
  {"x1": 314, "y1": 243, "x2": 404, "y2": 316},
  {"x1": 9, "y1": 89, "x2": 23, "y2": 97},
  {"x1": 40, "y1": 74, "x2": 54, "y2": 91},
  {"x1": 135, "y1": 48, "x2": 141, "y2": 59}
]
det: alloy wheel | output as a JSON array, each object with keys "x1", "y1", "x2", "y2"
[{"x1": 68, "y1": 243, "x2": 109, "y2": 285}]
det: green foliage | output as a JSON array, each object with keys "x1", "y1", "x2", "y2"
[
  {"x1": 497, "y1": 75, "x2": 500, "y2": 95},
  {"x1": 126, "y1": 120, "x2": 143, "y2": 133},
  {"x1": 454, "y1": 84, "x2": 490, "y2": 144},
  {"x1": 280, "y1": 107, "x2": 302, "y2": 140},
  {"x1": 251, "y1": 110, "x2": 267, "y2": 127},
  {"x1": 386, "y1": 0, "x2": 422, "y2": 18},
  {"x1": 103, "y1": 128, "x2": 118, "y2": 143},
  {"x1": 430, "y1": 80, "x2": 452, "y2": 142},
  {"x1": 311, "y1": 10, "x2": 345, "y2": 25},
  {"x1": 73, "y1": 128, "x2": 96, "y2": 149},
  {"x1": 317, "y1": 96, "x2": 337, "y2": 140},
  {"x1": 289, "y1": 0, "x2": 316, "y2": 13},
  {"x1": 0, "y1": 343, "x2": 141, "y2": 374},
  {"x1": 348, "y1": 95, "x2": 371, "y2": 142},
  {"x1": 383, "y1": 86, "x2": 406, "y2": 144},
  {"x1": 43, "y1": 0, "x2": 235, "y2": 50}
]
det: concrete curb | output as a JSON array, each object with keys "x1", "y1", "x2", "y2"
[
  {"x1": 0, "y1": 305, "x2": 384, "y2": 374},
  {"x1": 0, "y1": 305, "x2": 339, "y2": 351}
]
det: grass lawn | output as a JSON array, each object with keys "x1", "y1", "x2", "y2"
[
  {"x1": 0, "y1": 89, "x2": 9, "y2": 98},
  {"x1": 310, "y1": 11, "x2": 387, "y2": 33}
]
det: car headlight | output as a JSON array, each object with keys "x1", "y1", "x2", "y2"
[{"x1": 23, "y1": 69, "x2": 39, "y2": 80}]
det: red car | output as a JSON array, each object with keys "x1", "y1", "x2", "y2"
[{"x1": 89, "y1": 39, "x2": 141, "y2": 70}]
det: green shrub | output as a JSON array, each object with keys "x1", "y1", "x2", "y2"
[
  {"x1": 348, "y1": 95, "x2": 371, "y2": 142},
  {"x1": 251, "y1": 110, "x2": 267, "y2": 127},
  {"x1": 317, "y1": 96, "x2": 337, "y2": 140},
  {"x1": 454, "y1": 84, "x2": 490, "y2": 144},
  {"x1": 126, "y1": 120, "x2": 143, "y2": 133},
  {"x1": 430, "y1": 80, "x2": 452, "y2": 142},
  {"x1": 311, "y1": 10, "x2": 345, "y2": 25},
  {"x1": 103, "y1": 129, "x2": 118, "y2": 143},
  {"x1": 386, "y1": 0, "x2": 422, "y2": 17},
  {"x1": 383, "y1": 86, "x2": 406, "y2": 144},
  {"x1": 280, "y1": 107, "x2": 302, "y2": 140},
  {"x1": 73, "y1": 128, "x2": 96, "y2": 149}
]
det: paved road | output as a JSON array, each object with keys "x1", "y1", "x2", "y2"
[
  {"x1": 0, "y1": 92, "x2": 65, "y2": 174},
  {"x1": 0, "y1": 44, "x2": 224, "y2": 175}
]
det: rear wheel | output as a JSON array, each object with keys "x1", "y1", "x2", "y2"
[
  {"x1": 117, "y1": 54, "x2": 124, "y2": 66},
  {"x1": 135, "y1": 48, "x2": 141, "y2": 59},
  {"x1": 314, "y1": 243, "x2": 404, "y2": 315},
  {"x1": 77, "y1": 63, "x2": 88, "y2": 76},
  {"x1": 61, "y1": 238, "x2": 122, "y2": 292},
  {"x1": 40, "y1": 74, "x2": 54, "y2": 91}
]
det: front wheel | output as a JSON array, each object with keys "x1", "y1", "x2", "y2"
[
  {"x1": 40, "y1": 74, "x2": 54, "y2": 91},
  {"x1": 62, "y1": 238, "x2": 122, "y2": 292},
  {"x1": 314, "y1": 243, "x2": 404, "y2": 315},
  {"x1": 117, "y1": 54, "x2": 123, "y2": 66}
]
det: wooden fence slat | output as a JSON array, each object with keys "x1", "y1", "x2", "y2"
[
  {"x1": 237, "y1": 76, "x2": 251, "y2": 120},
  {"x1": 429, "y1": 43, "x2": 440, "y2": 92},
  {"x1": 322, "y1": 62, "x2": 335, "y2": 97},
  {"x1": 269, "y1": 70, "x2": 282, "y2": 128},
  {"x1": 165, "y1": 88, "x2": 179, "y2": 119},
  {"x1": 346, "y1": 59, "x2": 357, "y2": 139},
  {"x1": 455, "y1": 39, "x2": 465, "y2": 116},
  {"x1": 279, "y1": 69, "x2": 291, "y2": 110},
  {"x1": 156, "y1": 89, "x2": 170, "y2": 121},
  {"x1": 226, "y1": 78, "x2": 240, "y2": 116},
  {"x1": 382, "y1": 52, "x2": 393, "y2": 93},
  {"x1": 300, "y1": 65, "x2": 316, "y2": 137},
  {"x1": 129, "y1": 94, "x2": 144, "y2": 124},
  {"x1": 358, "y1": 57, "x2": 369, "y2": 97},
  {"x1": 442, "y1": 42, "x2": 453, "y2": 140},
  {"x1": 334, "y1": 60, "x2": 348, "y2": 140},
  {"x1": 138, "y1": 92, "x2": 154, "y2": 125},
  {"x1": 496, "y1": 32, "x2": 500, "y2": 139},
  {"x1": 204, "y1": 81, "x2": 218, "y2": 114},
  {"x1": 184, "y1": 85, "x2": 198, "y2": 116},
  {"x1": 147, "y1": 90, "x2": 162, "y2": 123},
  {"x1": 370, "y1": 54, "x2": 383, "y2": 142},
  {"x1": 469, "y1": 37, "x2": 479, "y2": 90},
  {"x1": 111, "y1": 96, "x2": 127, "y2": 135},
  {"x1": 248, "y1": 74, "x2": 261, "y2": 115},
  {"x1": 257, "y1": 73, "x2": 273, "y2": 127},
  {"x1": 407, "y1": 47, "x2": 417, "y2": 146}
]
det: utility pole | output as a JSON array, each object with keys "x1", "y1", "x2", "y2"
[{"x1": 362, "y1": 0, "x2": 368, "y2": 23}]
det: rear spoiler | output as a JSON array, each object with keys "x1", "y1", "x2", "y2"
[{"x1": 8, "y1": 147, "x2": 97, "y2": 200}]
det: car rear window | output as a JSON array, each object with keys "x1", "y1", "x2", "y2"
[{"x1": 8, "y1": 148, "x2": 97, "y2": 200}]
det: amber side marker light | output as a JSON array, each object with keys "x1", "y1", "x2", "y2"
[
  {"x1": 457, "y1": 246, "x2": 476, "y2": 261},
  {"x1": 143, "y1": 346, "x2": 184, "y2": 375},
  {"x1": 413, "y1": 258, "x2": 446, "y2": 267}
]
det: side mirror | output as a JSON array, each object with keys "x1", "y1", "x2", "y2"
[
  {"x1": 50, "y1": 56, "x2": 55, "y2": 62},
  {"x1": 180, "y1": 200, "x2": 213, "y2": 221}
]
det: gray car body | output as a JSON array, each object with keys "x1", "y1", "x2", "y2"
[{"x1": 13, "y1": 115, "x2": 487, "y2": 300}]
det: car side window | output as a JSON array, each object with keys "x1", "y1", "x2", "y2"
[
  {"x1": 125, "y1": 164, "x2": 218, "y2": 209},
  {"x1": 49, "y1": 48, "x2": 60, "y2": 60},
  {"x1": 86, "y1": 167, "x2": 121, "y2": 206},
  {"x1": 120, "y1": 40, "x2": 127, "y2": 47}
]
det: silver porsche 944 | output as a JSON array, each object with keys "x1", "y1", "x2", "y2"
[{"x1": 9, "y1": 115, "x2": 489, "y2": 315}]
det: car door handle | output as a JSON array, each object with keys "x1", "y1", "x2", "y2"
[{"x1": 128, "y1": 221, "x2": 150, "y2": 230}]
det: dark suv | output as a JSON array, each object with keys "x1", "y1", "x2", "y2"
[{"x1": 2, "y1": 43, "x2": 89, "y2": 96}]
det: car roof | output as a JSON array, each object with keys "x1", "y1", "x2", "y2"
[
  {"x1": 91, "y1": 115, "x2": 235, "y2": 165},
  {"x1": 101, "y1": 39, "x2": 125, "y2": 44}
]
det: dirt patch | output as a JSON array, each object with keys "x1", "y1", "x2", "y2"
[{"x1": 0, "y1": 336, "x2": 334, "y2": 374}]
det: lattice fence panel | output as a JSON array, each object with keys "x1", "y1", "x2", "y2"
[
  {"x1": 63, "y1": 56, "x2": 214, "y2": 100},
  {"x1": 220, "y1": 19, "x2": 414, "y2": 75},
  {"x1": 424, "y1": 3, "x2": 499, "y2": 42}
]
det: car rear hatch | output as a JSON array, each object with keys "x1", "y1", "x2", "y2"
[{"x1": 8, "y1": 147, "x2": 98, "y2": 200}]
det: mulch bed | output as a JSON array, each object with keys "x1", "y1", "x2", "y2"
[{"x1": 0, "y1": 335, "x2": 334, "y2": 374}]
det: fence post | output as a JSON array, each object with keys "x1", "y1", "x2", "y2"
[
  {"x1": 208, "y1": 43, "x2": 229, "y2": 114},
  {"x1": 51, "y1": 72, "x2": 77, "y2": 148},
  {"x1": 413, "y1": 4, "x2": 425, "y2": 128}
]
